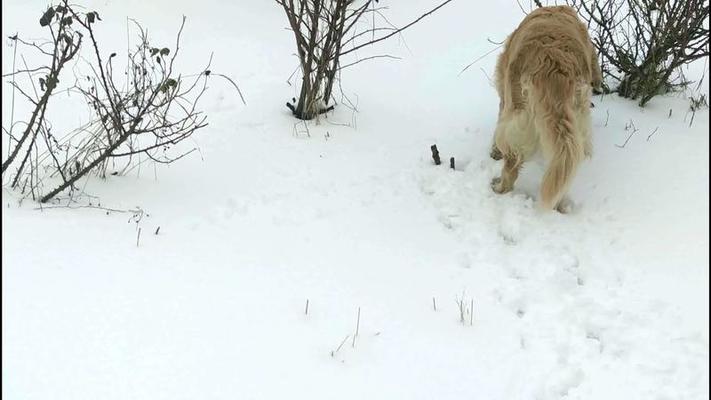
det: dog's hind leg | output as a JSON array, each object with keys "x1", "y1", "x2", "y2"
[
  {"x1": 489, "y1": 99, "x2": 506, "y2": 160},
  {"x1": 491, "y1": 108, "x2": 532, "y2": 194},
  {"x1": 492, "y1": 153, "x2": 522, "y2": 194}
]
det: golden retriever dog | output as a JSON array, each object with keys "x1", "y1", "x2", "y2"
[{"x1": 489, "y1": 5, "x2": 602, "y2": 212}]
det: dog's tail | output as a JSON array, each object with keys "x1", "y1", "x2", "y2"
[{"x1": 531, "y1": 69, "x2": 585, "y2": 210}]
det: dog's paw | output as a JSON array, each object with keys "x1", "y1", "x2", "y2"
[
  {"x1": 491, "y1": 177, "x2": 509, "y2": 194},
  {"x1": 584, "y1": 143, "x2": 593, "y2": 158},
  {"x1": 555, "y1": 197, "x2": 575, "y2": 214},
  {"x1": 490, "y1": 146, "x2": 503, "y2": 161}
]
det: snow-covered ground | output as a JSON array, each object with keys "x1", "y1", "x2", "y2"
[{"x1": 2, "y1": 1, "x2": 709, "y2": 399}]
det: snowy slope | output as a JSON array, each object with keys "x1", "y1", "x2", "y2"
[{"x1": 2, "y1": 1, "x2": 709, "y2": 399}]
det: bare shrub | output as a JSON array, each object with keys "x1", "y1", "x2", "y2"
[
  {"x1": 2, "y1": 4, "x2": 82, "y2": 189},
  {"x1": 533, "y1": 0, "x2": 709, "y2": 106},
  {"x1": 2, "y1": 1, "x2": 241, "y2": 202},
  {"x1": 276, "y1": 0, "x2": 455, "y2": 120}
]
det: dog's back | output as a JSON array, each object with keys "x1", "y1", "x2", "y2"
[
  {"x1": 491, "y1": 6, "x2": 601, "y2": 211},
  {"x1": 496, "y1": 6, "x2": 601, "y2": 109}
]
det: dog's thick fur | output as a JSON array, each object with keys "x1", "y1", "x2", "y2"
[{"x1": 490, "y1": 6, "x2": 602, "y2": 212}]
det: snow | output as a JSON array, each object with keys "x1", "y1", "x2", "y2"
[{"x1": 2, "y1": 1, "x2": 709, "y2": 399}]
